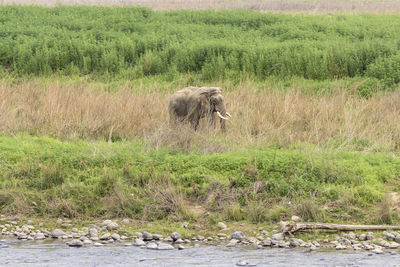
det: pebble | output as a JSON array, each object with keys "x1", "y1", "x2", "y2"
[
  {"x1": 372, "y1": 248, "x2": 383, "y2": 254},
  {"x1": 272, "y1": 233, "x2": 284, "y2": 241},
  {"x1": 227, "y1": 239, "x2": 239, "y2": 247},
  {"x1": 51, "y1": 229, "x2": 65, "y2": 238},
  {"x1": 93, "y1": 242, "x2": 103, "y2": 247},
  {"x1": 171, "y1": 232, "x2": 182, "y2": 241},
  {"x1": 142, "y1": 232, "x2": 153, "y2": 241},
  {"x1": 134, "y1": 239, "x2": 146, "y2": 246},
  {"x1": 83, "y1": 239, "x2": 93, "y2": 245},
  {"x1": 100, "y1": 233, "x2": 111, "y2": 240},
  {"x1": 178, "y1": 244, "x2": 185, "y2": 250},
  {"x1": 34, "y1": 233, "x2": 46, "y2": 240},
  {"x1": 111, "y1": 233, "x2": 120, "y2": 240},
  {"x1": 231, "y1": 232, "x2": 244, "y2": 240},
  {"x1": 236, "y1": 260, "x2": 249, "y2": 266},
  {"x1": 153, "y1": 234, "x2": 162, "y2": 240},
  {"x1": 146, "y1": 242, "x2": 158, "y2": 250},
  {"x1": 121, "y1": 218, "x2": 130, "y2": 224},
  {"x1": 157, "y1": 243, "x2": 174, "y2": 250},
  {"x1": 291, "y1": 216, "x2": 301, "y2": 222},
  {"x1": 217, "y1": 222, "x2": 227, "y2": 230},
  {"x1": 67, "y1": 239, "x2": 83, "y2": 247}
]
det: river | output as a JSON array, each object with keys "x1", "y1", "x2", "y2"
[{"x1": 1, "y1": 238, "x2": 400, "y2": 266}]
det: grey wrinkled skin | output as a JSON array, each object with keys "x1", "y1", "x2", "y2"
[{"x1": 168, "y1": 87, "x2": 229, "y2": 131}]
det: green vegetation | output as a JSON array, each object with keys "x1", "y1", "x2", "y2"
[
  {"x1": 1, "y1": 6, "x2": 399, "y2": 228},
  {"x1": 1, "y1": 135, "x2": 399, "y2": 225},
  {"x1": 0, "y1": 6, "x2": 399, "y2": 89}
]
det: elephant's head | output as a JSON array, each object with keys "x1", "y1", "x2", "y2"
[{"x1": 199, "y1": 87, "x2": 231, "y2": 131}]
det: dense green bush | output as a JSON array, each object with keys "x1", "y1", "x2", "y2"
[{"x1": 0, "y1": 6, "x2": 399, "y2": 86}]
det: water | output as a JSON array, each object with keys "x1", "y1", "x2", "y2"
[{"x1": 1, "y1": 238, "x2": 400, "y2": 267}]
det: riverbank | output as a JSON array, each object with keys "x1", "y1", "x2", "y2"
[{"x1": 2, "y1": 216, "x2": 400, "y2": 256}]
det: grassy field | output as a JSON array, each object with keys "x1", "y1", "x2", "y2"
[
  {"x1": 1, "y1": 135, "x2": 399, "y2": 226},
  {"x1": 0, "y1": 6, "x2": 400, "y2": 227},
  {"x1": 1, "y1": 79, "x2": 400, "y2": 153}
]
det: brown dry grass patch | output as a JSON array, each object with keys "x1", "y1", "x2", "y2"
[{"x1": 1, "y1": 80, "x2": 400, "y2": 152}]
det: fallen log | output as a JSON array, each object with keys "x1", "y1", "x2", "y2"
[{"x1": 280, "y1": 221, "x2": 400, "y2": 236}]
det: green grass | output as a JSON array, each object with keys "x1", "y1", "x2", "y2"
[
  {"x1": 1, "y1": 135, "x2": 399, "y2": 224},
  {"x1": 0, "y1": 6, "x2": 399, "y2": 89}
]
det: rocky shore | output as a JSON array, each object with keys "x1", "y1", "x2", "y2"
[{"x1": 1, "y1": 217, "x2": 400, "y2": 256}]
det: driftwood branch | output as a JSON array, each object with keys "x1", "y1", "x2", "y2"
[{"x1": 281, "y1": 221, "x2": 400, "y2": 235}]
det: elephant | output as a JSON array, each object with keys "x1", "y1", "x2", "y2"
[{"x1": 168, "y1": 86, "x2": 231, "y2": 131}]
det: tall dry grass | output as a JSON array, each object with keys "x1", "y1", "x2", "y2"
[
  {"x1": 1, "y1": 80, "x2": 400, "y2": 152},
  {"x1": 2, "y1": 0, "x2": 400, "y2": 13}
]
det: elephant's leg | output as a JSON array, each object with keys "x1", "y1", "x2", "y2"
[
  {"x1": 207, "y1": 112, "x2": 216, "y2": 129},
  {"x1": 192, "y1": 119, "x2": 200, "y2": 131}
]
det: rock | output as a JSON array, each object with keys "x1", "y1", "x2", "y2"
[
  {"x1": 395, "y1": 235, "x2": 400, "y2": 243},
  {"x1": 236, "y1": 260, "x2": 249, "y2": 266},
  {"x1": 83, "y1": 239, "x2": 93, "y2": 245},
  {"x1": 34, "y1": 233, "x2": 46, "y2": 240},
  {"x1": 309, "y1": 245, "x2": 317, "y2": 251},
  {"x1": 93, "y1": 242, "x2": 103, "y2": 247},
  {"x1": 153, "y1": 234, "x2": 162, "y2": 240},
  {"x1": 124, "y1": 243, "x2": 133, "y2": 246},
  {"x1": 107, "y1": 222, "x2": 119, "y2": 231},
  {"x1": 227, "y1": 239, "x2": 239, "y2": 247},
  {"x1": 217, "y1": 222, "x2": 227, "y2": 230},
  {"x1": 272, "y1": 233, "x2": 284, "y2": 241},
  {"x1": 372, "y1": 247, "x2": 383, "y2": 254},
  {"x1": 89, "y1": 228, "x2": 98, "y2": 237},
  {"x1": 135, "y1": 232, "x2": 143, "y2": 238},
  {"x1": 388, "y1": 242, "x2": 399, "y2": 249},
  {"x1": 367, "y1": 232, "x2": 375, "y2": 240},
  {"x1": 67, "y1": 239, "x2": 83, "y2": 247},
  {"x1": 335, "y1": 244, "x2": 346, "y2": 250},
  {"x1": 174, "y1": 238, "x2": 184, "y2": 244},
  {"x1": 178, "y1": 244, "x2": 185, "y2": 250},
  {"x1": 27, "y1": 220, "x2": 34, "y2": 225},
  {"x1": 121, "y1": 218, "x2": 130, "y2": 224},
  {"x1": 99, "y1": 233, "x2": 111, "y2": 240},
  {"x1": 142, "y1": 232, "x2": 153, "y2": 241},
  {"x1": 51, "y1": 229, "x2": 65, "y2": 238},
  {"x1": 134, "y1": 238, "x2": 146, "y2": 246},
  {"x1": 101, "y1": 220, "x2": 112, "y2": 227},
  {"x1": 163, "y1": 236, "x2": 173, "y2": 242},
  {"x1": 71, "y1": 228, "x2": 78, "y2": 233},
  {"x1": 289, "y1": 238, "x2": 300, "y2": 247},
  {"x1": 358, "y1": 234, "x2": 367, "y2": 241},
  {"x1": 261, "y1": 230, "x2": 269, "y2": 236},
  {"x1": 182, "y1": 222, "x2": 189, "y2": 228},
  {"x1": 157, "y1": 243, "x2": 174, "y2": 250},
  {"x1": 56, "y1": 219, "x2": 63, "y2": 225},
  {"x1": 171, "y1": 232, "x2": 182, "y2": 241},
  {"x1": 111, "y1": 233, "x2": 120, "y2": 240},
  {"x1": 348, "y1": 232, "x2": 356, "y2": 240},
  {"x1": 291, "y1": 216, "x2": 301, "y2": 222},
  {"x1": 231, "y1": 231, "x2": 244, "y2": 240},
  {"x1": 146, "y1": 242, "x2": 158, "y2": 250}
]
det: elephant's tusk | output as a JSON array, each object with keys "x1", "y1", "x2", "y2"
[
  {"x1": 217, "y1": 111, "x2": 229, "y2": 120},
  {"x1": 226, "y1": 112, "x2": 232, "y2": 118}
]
